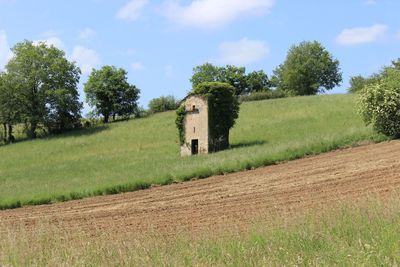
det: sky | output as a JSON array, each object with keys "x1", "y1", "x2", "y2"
[{"x1": 0, "y1": 0, "x2": 399, "y2": 114}]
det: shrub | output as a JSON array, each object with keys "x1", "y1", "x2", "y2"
[
  {"x1": 148, "y1": 95, "x2": 179, "y2": 114},
  {"x1": 239, "y1": 90, "x2": 286, "y2": 103},
  {"x1": 358, "y1": 69, "x2": 400, "y2": 137}
]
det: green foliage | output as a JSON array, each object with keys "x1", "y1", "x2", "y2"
[
  {"x1": 273, "y1": 41, "x2": 342, "y2": 95},
  {"x1": 84, "y1": 65, "x2": 140, "y2": 123},
  {"x1": 148, "y1": 95, "x2": 179, "y2": 114},
  {"x1": 246, "y1": 70, "x2": 271, "y2": 92},
  {"x1": 0, "y1": 95, "x2": 387, "y2": 209},
  {"x1": 239, "y1": 90, "x2": 285, "y2": 103},
  {"x1": 358, "y1": 69, "x2": 400, "y2": 137},
  {"x1": 191, "y1": 82, "x2": 240, "y2": 151},
  {"x1": 0, "y1": 73, "x2": 21, "y2": 142},
  {"x1": 349, "y1": 58, "x2": 400, "y2": 93},
  {"x1": 175, "y1": 104, "x2": 186, "y2": 145},
  {"x1": 5, "y1": 40, "x2": 82, "y2": 136},
  {"x1": 348, "y1": 75, "x2": 377, "y2": 93},
  {"x1": 191, "y1": 63, "x2": 270, "y2": 95}
]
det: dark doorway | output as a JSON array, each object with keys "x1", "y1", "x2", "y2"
[{"x1": 191, "y1": 139, "x2": 199, "y2": 155}]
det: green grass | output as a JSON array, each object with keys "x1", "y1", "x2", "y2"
[
  {"x1": 1, "y1": 199, "x2": 399, "y2": 266},
  {"x1": 0, "y1": 94, "x2": 388, "y2": 209}
]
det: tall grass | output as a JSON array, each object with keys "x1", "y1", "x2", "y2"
[
  {"x1": 1, "y1": 198, "x2": 399, "y2": 266},
  {"x1": 0, "y1": 94, "x2": 388, "y2": 208}
]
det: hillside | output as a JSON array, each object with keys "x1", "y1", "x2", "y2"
[
  {"x1": 1, "y1": 140, "x2": 400, "y2": 265},
  {"x1": 0, "y1": 94, "x2": 387, "y2": 208},
  {"x1": 2, "y1": 140, "x2": 399, "y2": 234}
]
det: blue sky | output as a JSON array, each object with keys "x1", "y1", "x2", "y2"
[{"x1": 0, "y1": 0, "x2": 399, "y2": 114}]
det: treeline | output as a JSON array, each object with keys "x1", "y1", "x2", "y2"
[
  {"x1": 149, "y1": 40, "x2": 343, "y2": 114},
  {"x1": 1, "y1": 39, "x2": 344, "y2": 143},
  {"x1": 348, "y1": 59, "x2": 400, "y2": 93},
  {"x1": 0, "y1": 41, "x2": 140, "y2": 144}
]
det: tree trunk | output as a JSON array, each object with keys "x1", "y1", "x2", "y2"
[
  {"x1": 112, "y1": 113, "x2": 116, "y2": 121},
  {"x1": 7, "y1": 124, "x2": 14, "y2": 143},
  {"x1": 29, "y1": 121, "x2": 37, "y2": 139},
  {"x1": 103, "y1": 114, "x2": 109, "y2": 123},
  {"x1": 3, "y1": 123, "x2": 7, "y2": 142}
]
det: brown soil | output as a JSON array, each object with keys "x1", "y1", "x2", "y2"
[{"x1": 1, "y1": 141, "x2": 400, "y2": 236}]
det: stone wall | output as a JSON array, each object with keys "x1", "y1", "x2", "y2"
[{"x1": 180, "y1": 96, "x2": 209, "y2": 156}]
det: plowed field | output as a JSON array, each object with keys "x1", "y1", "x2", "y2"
[{"x1": 1, "y1": 141, "x2": 400, "y2": 236}]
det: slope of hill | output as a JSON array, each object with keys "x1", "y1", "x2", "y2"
[
  {"x1": 1, "y1": 140, "x2": 399, "y2": 266},
  {"x1": 0, "y1": 94, "x2": 387, "y2": 208}
]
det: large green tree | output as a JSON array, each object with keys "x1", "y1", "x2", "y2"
[
  {"x1": 0, "y1": 73, "x2": 21, "y2": 143},
  {"x1": 190, "y1": 63, "x2": 270, "y2": 95},
  {"x1": 273, "y1": 41, "x2": 342, "y2": 96},
  {"x1": 5, "y1": 40, "x2": 82, "y2": 137},
  {"x1": 84, "y1": 66, "x2": 140, "y2": 123}
]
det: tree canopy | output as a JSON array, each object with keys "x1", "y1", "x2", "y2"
[
  {"x1": 84, "y1": 65, "x2": 140, "y2": 123},
  {"x1": 358, "y1": 68, "x2": 400, "y2": 137},
  {"x1": 348, "y1": 59, "x2": 400, "y2": 93},
  {"x1": 4, "y1": 40, "x2": 82, "y2": 137},
  {"x1": 190, "y1": 63, "x2": 270, "y2": 95},
  {"x1": 148, "y1": 95, "x2": 179, "y2": 114},
  {"x1": 0, "y1": 73, "x2": 21, "y2": 142},
  {"x1": 273, "y1": 41, "x2": 342, "y2": 96}
]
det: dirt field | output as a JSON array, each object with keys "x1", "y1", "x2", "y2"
[{"x1": 1, "y1": 141, "x2": 400, "y2": 236}]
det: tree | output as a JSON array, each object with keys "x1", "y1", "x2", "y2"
[
  {"x1": 0, "y1": 73, "x2": 21, "y2": 143},
  {"x1": 5, "y1": 40, "x2": 82, "y2": 137},
  {"x1": 348, "y1": 59, "x2": 400, "y2": 93},
  {"x1": 358, "y1": 68, "x2": 400, "y2": 137},
  {"x1": 148, "y1": 95, "x2": 179, "y2": 114},
  {"x1": 245, "y1": 70, "x2": 271, "y2": 93},
  {"x1": 273, "y1": 41, "x2": 342, "y2": 96},
  {"x1": 348, "y1": 75, "x2": 368, "y2": 93},
  {"x1": 190, "y1": 63, "x2": 270, "y2": 95},
  {"x1": 220, "y1": 65, "x2": 248, "y2": 95},
  {"x1": 84, "y1": 65, "x2": 140, "y2": 123},
  {"x1": 348, "y1": 75, "x2": 380, "y2": 93},
  {"x1": 190, "y1": 63, "x2": 223, "y2": 87}
]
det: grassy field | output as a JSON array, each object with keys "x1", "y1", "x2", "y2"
[
  {"x1": 0, "y1": 94, "x2": 387, "y2": 209},
  {"x1": 1, "y1": 198, "x2": 399, "y2": 266}
]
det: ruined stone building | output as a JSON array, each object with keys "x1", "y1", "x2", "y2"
[
  {"x1": 180, "y1": 95, "x2": 209, "y2": 156},
  {"x1": 178, "y1": 83, "x2": 239, "y2": 157}
]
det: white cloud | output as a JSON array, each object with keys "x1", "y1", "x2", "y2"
[
  {"x1": 78, "y1": 27, "x2": 96, "y2": 41},
  {"x1": 131, "y1": 61, "x2": 145, "y2": 71},
  {"x1": 163, "y1": 0, "x2": 275, "y2": 29},
  {"x1": 71, "y1": 46, "x2": 101, "y2": 74},
  {"x1": 33, "y1": 37, "x2": 65, "y2": 50},
  {"x1": 336, "y1": 24, "x2": 388, "y2": 45},
  {"x1": 0, "y1": 30, "x2": 13, "y2": 70},
  {"x1": 218, "y1": 38, "x2": 269, "y2": 65},
  {"x1": 116, "y1": 0, "x2": 149, "y2": 21}
]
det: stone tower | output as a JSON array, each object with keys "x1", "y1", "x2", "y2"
[{"x1": 180, "y1": 95, "x2": 209, "y2": 156}]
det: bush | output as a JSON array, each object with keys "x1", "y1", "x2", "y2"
[
  {"x1": 148, "y1": 95, "x2": 179, "y2": 114},
  {"x1": 358, "y1": 69, "x2": 400, "y2": 137},
  {"x1": 239, "y1": 90, "x2": 286, "y2": 103}
]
